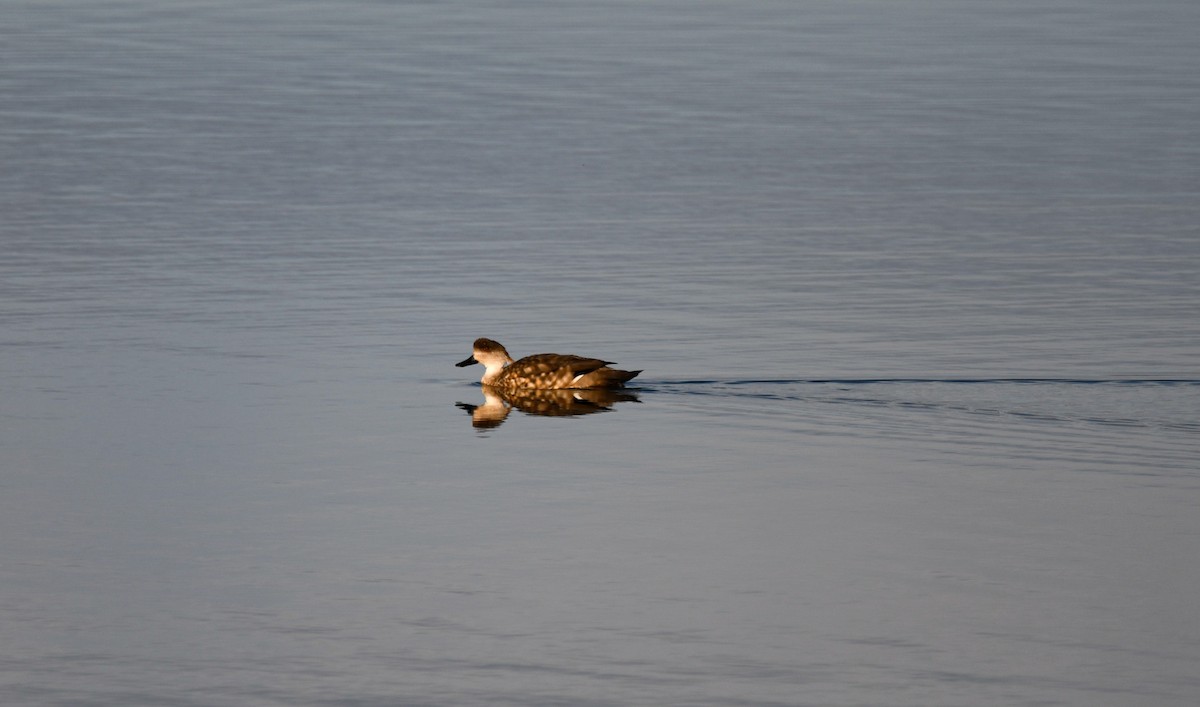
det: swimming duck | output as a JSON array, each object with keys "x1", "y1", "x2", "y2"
[{"x1": 456, "y1": 338, "x2": 641, "y2": 389}]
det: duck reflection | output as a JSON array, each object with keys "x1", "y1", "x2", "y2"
[{"x1": 456, "y1": 385, "x2": 640, "y2": 429}]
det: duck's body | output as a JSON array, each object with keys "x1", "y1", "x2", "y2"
[{"x1": 456, "y1": 338, "x2": 640, "y2": 389}]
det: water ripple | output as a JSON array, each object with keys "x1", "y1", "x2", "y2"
[{"x1": 641, "y1": 378, "x2": 1200, "y2": 480}]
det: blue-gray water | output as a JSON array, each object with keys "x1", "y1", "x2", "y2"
[{"x1": 3, "y1": 1, "x2": 1199, "y2": 705}]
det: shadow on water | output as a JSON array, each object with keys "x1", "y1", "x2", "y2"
[
  {"x1": 455, "y1": 385, "x2": 641, "y2": 429},
  {"x1": 454, "y1": 378, "x2": 1198, "y2": 435}
]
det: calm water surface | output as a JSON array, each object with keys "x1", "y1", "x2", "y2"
[{"x1": 3, "y1": 1, "x2": 1199, "y2": 705}]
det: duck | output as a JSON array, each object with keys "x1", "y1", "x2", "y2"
[{"x1": 456, "y1": 338, "x2": 641, "y2": 389}]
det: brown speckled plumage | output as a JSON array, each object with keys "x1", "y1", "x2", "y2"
[{"x1": 456, "y1": 338, "x2": 641, "y2": 389}]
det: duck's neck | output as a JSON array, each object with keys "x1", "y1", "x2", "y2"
[{"x1": 480, "y1": 358, "x2": 512, "y2": 385}]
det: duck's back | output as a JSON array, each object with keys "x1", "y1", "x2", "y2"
[{"x1": 496, "y1": 353, "x2": 637, "y2": 390}]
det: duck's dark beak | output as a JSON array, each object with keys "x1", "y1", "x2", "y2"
[{"x1": 456, "y1": 355, "x2": 478, "y2": 367}]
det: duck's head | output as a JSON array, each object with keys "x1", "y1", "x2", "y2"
[{"x1": 456, "y1": 338, "x2": 514, "y2": 370}]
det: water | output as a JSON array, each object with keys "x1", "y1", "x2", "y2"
[{"x1": 3, "y1": 0, "x2": 1199, "y2": 705}]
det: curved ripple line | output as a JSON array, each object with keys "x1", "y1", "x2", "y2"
[{"x1": 647, "y1": 378, "x2": 1200, "y2": 387}]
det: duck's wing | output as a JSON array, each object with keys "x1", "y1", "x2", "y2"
[
  {"x1": 495, "y1": 353, "x2": 613, "y2": 389},
  {"x1": 571, "y1": 367, "x2": 641, "y2": 389},
  {"x1": 509, "y1": 353, "x2": 612, "y2": 376}
]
